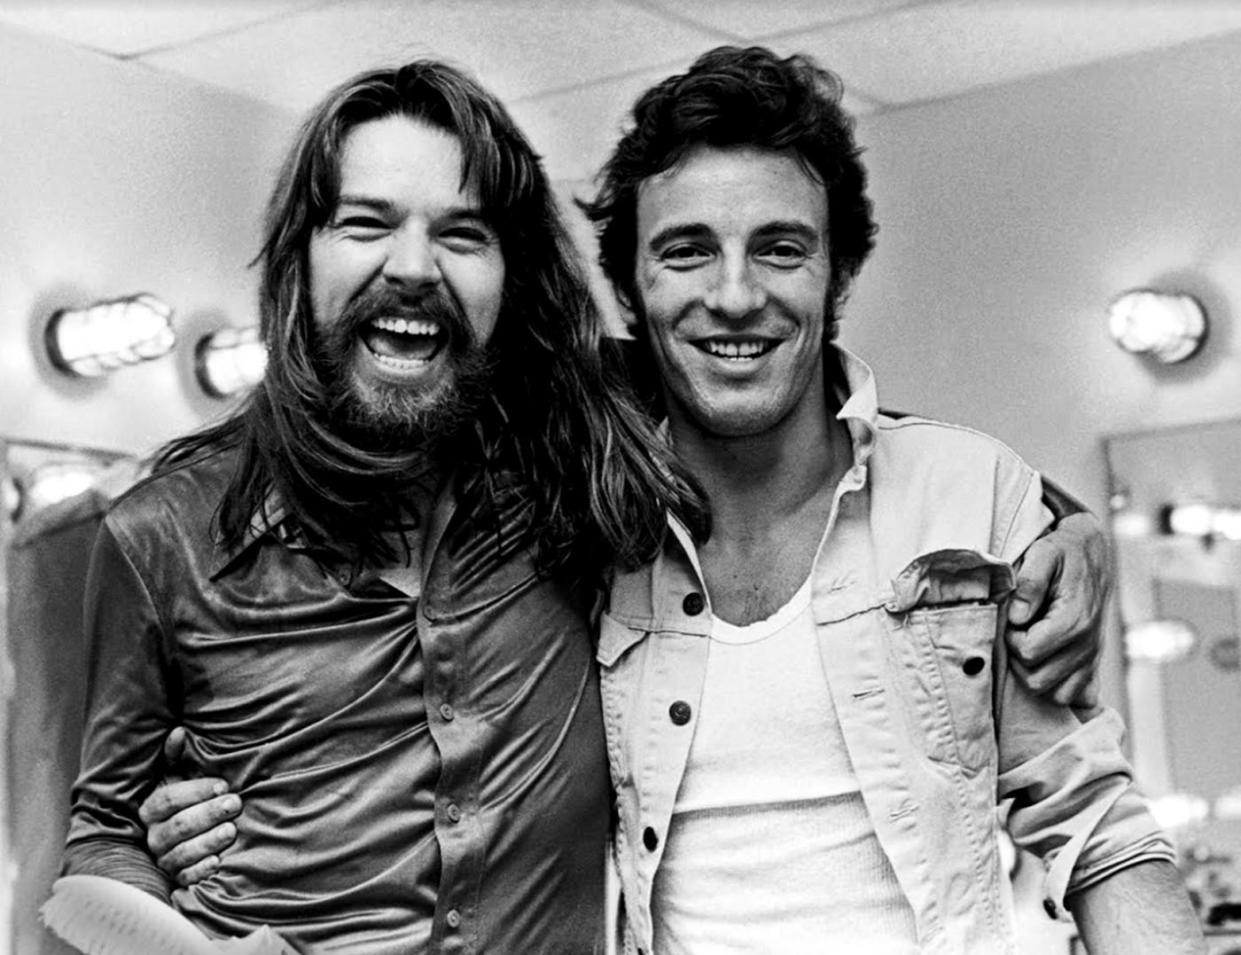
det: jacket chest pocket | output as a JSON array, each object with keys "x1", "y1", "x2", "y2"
[{"x1": 885, "y1": 603, "x2": 999, "y2": 773}]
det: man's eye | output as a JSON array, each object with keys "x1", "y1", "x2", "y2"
[
  {"x1": 440, "y1": 226, "x2": 496, "y2": 250},
  {"x1": 660, "y1": 245, "x2": 710, "y2": 266},
  {"x1": 337, "y1": 216, "x2": 388, "y2": 234},
  {"x1": 759, "y1": 242, "x2": 807, "y2": 265}
]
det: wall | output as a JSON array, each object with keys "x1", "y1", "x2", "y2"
[
  {"x1": 0, "y1": 23, "x2": 297, "y2": 953},
  {"x1": 0, "y1": 23, "x2": 297, "y2": 457},
  {"x1": 843, "y1": 32, "x2": 1241, "y2": 514}
]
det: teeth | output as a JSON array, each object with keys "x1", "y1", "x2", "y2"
[
  {"x1": 372, "y1": 316, "x2": 438, "y2": 336},
  {"x1": 702, "y1": 339, "x2": 773, "y2": 359}
]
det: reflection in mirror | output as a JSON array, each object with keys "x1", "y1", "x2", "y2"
[
  {"x1": 0, "y1": 438, "x2": 141, "y2": 955},
  {"x1": 1106, "y1": 419, "x2": 1241, "y2": 926}
]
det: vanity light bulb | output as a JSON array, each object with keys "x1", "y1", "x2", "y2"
[
  {"x1": 1124, "y1": 619, "x2": 1198, "y2": 664},
  {"x1": 1108, "y1": 290, "x2": 1207, "y2": 364}
]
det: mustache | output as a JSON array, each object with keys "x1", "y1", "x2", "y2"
[{"x1": 339, "y1": 284, "x2": 473, "y2": 346}]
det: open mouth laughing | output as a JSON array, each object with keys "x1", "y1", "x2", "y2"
[{"x1": 361, "y1": 316, "x2": 446, "y2": 367}]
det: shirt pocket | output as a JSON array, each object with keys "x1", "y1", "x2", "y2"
[
  {"x1": 886, "y1": 603, "x2": 1000, "y2": 773},
  {"x1": 881, "y1": 549, "x2": 1013, "y2": 774}
]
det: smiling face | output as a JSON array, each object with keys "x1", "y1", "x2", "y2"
[
  {"x1": 633, "y1": 146, "x2": 832, "y2": 443},
  {"x1": 308, "y1": 114, "x2": 506, "y2": 445}
]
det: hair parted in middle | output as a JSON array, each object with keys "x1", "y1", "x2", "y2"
[
  {"x1": 583, "y1": 45, "x2": 878, "y2": 339},
  {"x1": 156, "y1": 59, "x2": 707, "y2": 575}
]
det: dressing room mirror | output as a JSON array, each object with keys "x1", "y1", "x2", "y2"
[{"x1": 1105, "y1": 419, "x2": 1241, "y2": 924}]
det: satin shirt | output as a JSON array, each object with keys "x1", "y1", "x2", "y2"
[{"x1": 66, "y1": 448, "x2": 610, "y2": 954}]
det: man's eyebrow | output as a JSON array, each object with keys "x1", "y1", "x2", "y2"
[
  {"x1": 646, "y1": 223, "x2": 713, "y2": 250},
  {"x1": 334, "y1": 195, "x2": 491, "y2": 223},
  {"x1": 753, "y1": 221, "x2": 822, "y2": 246},
  {"x1": 334, "y1": 195, "x2": 397, "y2": 214}
]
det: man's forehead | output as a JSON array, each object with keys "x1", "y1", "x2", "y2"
[
  {"x1": 636, "y1": 145, "x2": 828, "y2": 233},
  {"x1": 335, "y1": 115, "x2": 483, "y2": 207}
]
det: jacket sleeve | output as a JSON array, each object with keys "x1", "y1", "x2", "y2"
[
  {"x1": 62, "y1": 514, "x2": 178, "y2": 899},
  {"x1": 992, "y1": 470, "x2": 1175, "y2": 919}
]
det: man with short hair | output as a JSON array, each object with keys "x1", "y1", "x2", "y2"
[
  {"x1": 62, "y1": 61, "x2": 706, "y2": 953},
  {"x1": 581, "y1": 45, "x2": 1203, "y2": 954}
]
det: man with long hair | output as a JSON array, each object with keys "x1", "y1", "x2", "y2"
[
  {"x1": 62, "y1": 61, "x2": 705, "y2": 953},
  {"x1": 582, "y1": 46, "x2": 1203, "y2": 953}
]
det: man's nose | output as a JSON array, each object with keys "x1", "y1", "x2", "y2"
[
  {"x1": 703, "y1": 256, "x2": 766, "y2": 318},
  {"x1": 382, "y1": 226, "x2": 442, "y2": 292}
]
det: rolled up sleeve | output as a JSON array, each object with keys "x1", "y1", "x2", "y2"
[{"x1": 996, "y1": 668, "x2": 1176, "y2": 919}]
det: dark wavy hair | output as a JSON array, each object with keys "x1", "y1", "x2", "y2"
[
  {"x1": 156, "y1": 60, "x2": 707, "y2": 575},
  {"x1": 582, "y1": 45, "x2": 878, "y2": 338}
]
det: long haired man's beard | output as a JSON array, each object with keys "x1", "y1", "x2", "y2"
[{"x1": 313, "y1": 288, "x2": 495, "y2": 452}]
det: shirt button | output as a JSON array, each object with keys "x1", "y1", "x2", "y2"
[
  {"x1": 446, "y1": 803, "x2": 462, "y2": 823},
  {"x1": 682, "y1": 592, "x2": 705, "y2": 616},
  {"x1": 643, "y1": 826, "x2": 659, "y2": 851},
  {"x1": 1043, "y1": 898, "x2": 1058, "y2": 919},
  {"x1": 668, "y1": 701, "x2": 692, "y2": 725},
  {"x1": 963, "y1": 656, "x2": 986, "y2": 677},
  {"x1": 446, "y1": 909, "x2": 462, "y2": 929},
  {"x1": 439, "y1": 702, "x2": 455, "y2": 721}
]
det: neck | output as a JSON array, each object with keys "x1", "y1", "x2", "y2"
[
  {"x1": 668, "y1": 364, "x2": 854, "y2": 626},
  {"x1": 669, "y1": 382, "x2": 850, "y2": 540}
]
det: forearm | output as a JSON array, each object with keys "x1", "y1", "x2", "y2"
[
  {"x1": 63, "y1": 837, "x2": 173, "y2": 904},
  {"x1": 1067, "y1": 859, "x2": 1206, "y2": 954}
]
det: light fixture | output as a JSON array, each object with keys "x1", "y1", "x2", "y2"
[
  {"x1": 1124, "y1": 618, "x2": 1198, "y2": 664},
  {"x1": 45, "y1": 293, "x2": 176, "y2": 378},
  {"x1": 21, "y1": 461, "x2": 105, "y2": 514},
  {"x1": 194, "y1": 326, "x2": 267, "y2": 398},
  {"x1": 1108, "y1": 289, "x2": 1207, "y2": 364},
  {"x1": 1147, "y1": 792, "x2": 1210, "y2": 831},
  {"x1": 1160, "y1": 503, "x2": 1241, "y2": 542}
]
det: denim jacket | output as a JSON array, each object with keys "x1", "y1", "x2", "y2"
[{"x1": 599, "y1": 348, "x2": 1173, "y2": 954}]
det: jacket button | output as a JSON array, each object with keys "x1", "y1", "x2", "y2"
[
  {"x1": 682, "y1": 592, "x2": 705, "y2": 616},
  {"x1": 963, "y1": 656, "x2": 986, "y2": 676},
  {"x1": 669, "y1": 701, "x2": 692, "y2": 725},
  {"x1": 643, "y1": 826, "x2": 659, "y2": 851},
  {"x1": 1043, "y1": 897, "x2": 1057, "y2": 919}
]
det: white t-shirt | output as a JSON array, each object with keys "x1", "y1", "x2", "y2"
[{"x1": 652, "y1": 576, "x2": 918, "y2": 954}]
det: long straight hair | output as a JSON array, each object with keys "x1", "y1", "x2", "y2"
[{"x1": 156, "y1": 61, "x2": 707, "y2": 576}]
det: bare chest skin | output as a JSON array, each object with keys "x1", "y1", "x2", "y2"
[{"x1": 698, "y1": 475, "x2": 838, "y2": 626}]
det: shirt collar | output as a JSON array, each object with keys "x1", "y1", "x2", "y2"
[
  {"x1": 831, "y1": 343, "x2": 880, "y2": 473},
  {"x1": 209, "y1": 487, "x2": 299, "y2": 580}
]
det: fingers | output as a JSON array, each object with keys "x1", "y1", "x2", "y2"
[
  {"x1": 158, "y1": 815, "x2": 238, "y2": 885},
  {"x1": 140, "y1": 777, "x2": 228, "y2": 827},
  {"x1": 175, "y1": 854, "x2": 225, "y2": 888},
  {"x1": 148, "y1": 790, "x2": 241, "y2": 859},
  {"x1": 1007, "y1": 634, "x2": 1095, "y2": 699},
  {"x1": 162, "y1": 726, "x2": 188, "y2": 765},
  {"x1": 1007, "y1": 539, "x2": 1059, "y2": 628},
  {"x1": 1050, "y1": 669, "x2": 1100, "y2": 710}
]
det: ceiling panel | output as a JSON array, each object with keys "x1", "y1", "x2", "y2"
[
  {"x1": 631, "y1": 0, "x2": 935, "y2": 42},
  {"x1": 0, "y1": 0, "x2": 326, "y2": 57},
  {"x1": 783, "y1": 0, "x2": 1241, "y2": 105},
  {"x1": 139, "y1": 0, "x2": 723, "y2": 113},
  {"x1": 512, "y1": 62, "x2": 882, "y2": 182}
]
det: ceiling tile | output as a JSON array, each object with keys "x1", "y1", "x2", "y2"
[
  {"x1": 780, "y1": 0, "x2": 1241, "y2": 105},
  {"x1": 510, "y1": 62, "x2": 879, "y2": 183},
  {"x1": 631, "y1": 0, "x2": 932, "y2": 42},
  {"x1": 140, "y1": 0, "x2": 723, "y2": 114},
  {"x1": 0, "y1": 0, "x2": 326, "y2": 57}
]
